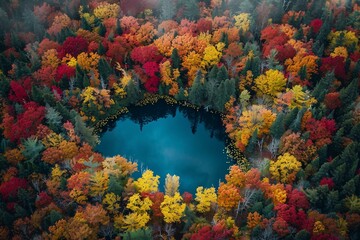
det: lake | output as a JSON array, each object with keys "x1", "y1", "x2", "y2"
[{"x1": 96, "y1": 100, "x2": 232, "y2": 194}]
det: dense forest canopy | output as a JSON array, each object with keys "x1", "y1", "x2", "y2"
[{"x1": 0, "y1": 0, "x2": 359, "y2": 239}]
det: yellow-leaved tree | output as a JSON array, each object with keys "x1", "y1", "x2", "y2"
[
  {"x1": 269, "y1": 153, "x2": 302, "y2": 183},
  {"x1": 115, "y1": 193, "x2": 153, "y2": 231},
  {"x1": 195, "y1": 187, "x2": 217, "y2": 213},
  {"x1": 255, "y1": 69, "x2": 287, "y2": 97},
  {"x1": 234, "y1": 13, "x2": 251, "y2": 33},
  {"x1": 134, "y1": 170, "x2": 160, "y2": 193},
  {"x1": 126, "y1": 193, "x2": 153, "y2": 213},
  {"x1": 102, "y1": 192, "x2": 121, "y2": 212},
  {"x1": 201, "y1": 43, "x2": 224, "y2": 69},
  {"x1": 90, "y1": 171, "x2": 109, "y2": 197},
  {"x1": 160, "y1": 192, "x2": 186, "y2": 223}
]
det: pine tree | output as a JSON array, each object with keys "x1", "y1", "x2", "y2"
[
  {"x1": 270, "y1": 112, "x2": 285, "y2": 139},
  {"x1": 125, "y1": 79, "x2": 142, "y2": 105},
  {"x1": 188, "y1": 71, "x2": 205, "y2": 106},
  {"x1": 312, "y1": 71, "x2": 334, "y2": 102},
  {"x1": 0, "y1": 73, "x2": 10, "y2": 98},
  {"x1": 290, "y1": 108, "x2": 306, "y2": 132},
  {"x1": 98, "y1": 58, "x2": 113, "y2": 82},
  {"x1": 175, "y1": 87, "x2": 187, "y2": 101},
  {"x1": 312, "y1": 40, "x2": 324, "y2": 57},
  {"x1": 171, "y1": 48, "x2": 181, "y2": 69},
  {"x1": 21, "y1": 137, "x2": 44, "y2": 163},
  {"x1": 315, "y1": 10, "x2": 332, "y2": 43},
  {"x1": 98, "y1": 23, "x2": 106, "y2": 37},
  {"x1": 214, "y1": 78, "x2": 235, "y2": 112},
  {"x1": 266, "y1": 49, "x2": 283, "y2": 71},
  {"x1": 183, "y1": 0, "x2": 200, "y2": 21},
  {"x1": 246, "y1": 129, "x2": 258, "y2": 154},
  {"x1": 284, "y1": 108, "x2": 299, "y2": 129},
  {"x1": 216, "y1": 65, "x2": 229, "y2": 82},
  {"x1": 55, "y1": 102, "x2": 72, "y2": 122},
  {"x1": 74, "y1": 113, "x2": 99, "y2": 147},
  {"x1": 160, "y1": 0, "x2": 176, "y2": 20},
  {"x1": 339, "y1": 78, "x2": 359, "y2": 108},
  {"x1": 335, "y1": 12, "x2": 346, "y2": 31},
  {"x1": 45, "y1": 105, "x2": 63, "y2": 132},
  {"x1": 81, "y1": 18, "x2": 91, "y2": 31},
  {"x1": 208, "y1": 65, "x2": 218, "y2": 82},
  {"x1": 98, "y1": 42, "x2": 106, "y2": 55},
  {"x1": 116, "y1": 18, "x2": 122, "y2": 35}
]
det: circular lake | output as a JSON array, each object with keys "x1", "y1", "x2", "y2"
[{"x1": 96, "y1": 100, "x2": 232, "y2": 193}]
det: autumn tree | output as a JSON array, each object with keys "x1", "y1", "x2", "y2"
[{"x1": 255, "y1": 69, "x2": 287, "y2": 98}]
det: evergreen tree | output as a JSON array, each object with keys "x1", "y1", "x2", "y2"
[
  {"x1": 284, "y1": 108, "x2": 299, "y2": 129},
  {"x1": 315, "y1": 11, "x2": 332, "y2": 43},
  {"x1": 43, "y1": 93, "x2": 56, "y2": 107},
  {"x1": 97, "y1": 42, "x2": 106, "y2": 55},
  {"x1": 175, "y1": 87, "x2": 187, "y2": 101},
  {"x1": 183, "y1": 0, "x2": 200, "y2": 21},
  {"x1": 335, "y1": 12, "x2": 346, "y2": 30},
  {"x1": 208, "y1": 65, "x2": 219, "y2": 82},
  {"x1": 220, "y1": 32, "x2": 229, "y2": 47},
  {"x1": 74, "y1": 113, "x2": 99, "y2": 147},
  {"x1": 45, "y1": 105, "x2": 63, "y2": 132},
  {"x1": 294, "y1": 27, "x2": 304, "y2": 40},
  {"x1": 312, "y1": 40, "x2": 324, "y2": 57},
  {"x1": 55, "y1": 102, "x2": 72, "y2": 122},
  {"x1": 216, "y1": 65, "x2": 229, "y2": 82},
  {"x1": 81, "y1": 18, "x2": 91, "y2": 31},
  {"x1": 98, "y1": 58, "x2": 113, "y2": 82},
  {"x1": 246, "y1": 129, "x2": 258, "y2": 154},
  {"x1": 0, "y1": 73, "x2": 9, "y2": 98},
  {"x1": 125, "y1": 79, "x2": 142, "y2": 105},
  {"x1": 98, "y1": 23, "x2": 106, "y2": 37},
  {"x1": 115, "y1": 18, "x2": 122, "y2": 35},
  {"x1": 312, "y1": 71, "x2": 334, "y2": 102},
  {"x1": 270, "y1": 112, "x2": 285, "y2": 139},
  {"x1": 188, "y1": 71, "x2": 205, "y2": 106},
  {"x1": 266, "y1": 49, "x2": 283, "y2": 71},
  {"x1": 160, "y1": 0, "x2": 176, "y2": 20},
  {"x1": 290, "y1": 108, "x2": 306, "y2": 132},
  {"x1": 349, "y1": 123, "x2": 360, "y2": 142},
  {"x1": 339, "y1": 78, "x2": 359, "y2": 108},
  {"x1": 214, "y1": 78, "x2": 235, "y2": 112},
  {"x1": 31, "y1": 85, "x2": 45, "y2": 105},
  {"x1": 171, "y1": 48, "x2": 181, "y2": 69}
]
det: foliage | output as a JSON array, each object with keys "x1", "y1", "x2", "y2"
[{"x1": 0, "y1": 0, "x2": 360, "y2": 238}]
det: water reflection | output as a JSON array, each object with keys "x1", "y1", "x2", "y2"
[{"x1": 97, "y1": 100, "x2": 231, "y2": 193}]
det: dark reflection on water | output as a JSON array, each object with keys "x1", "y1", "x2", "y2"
[{"x1": 96, "y1": 100, "x2": 231, "y2": 193}]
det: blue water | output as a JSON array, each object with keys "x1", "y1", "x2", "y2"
[{"x1": 96, "y1": 101, "x2": 231, "y2": 193}]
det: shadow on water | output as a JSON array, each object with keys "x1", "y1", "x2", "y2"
[{"x1": 97, "y1": 100, "x2": 231, "y2": 194}]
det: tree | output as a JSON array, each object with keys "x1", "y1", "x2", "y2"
[
  {"x1": 270, "y1": 112, "x2": 285, "y2": 139},
  {"x1": 74, "y1": 113, "x2": 99, "y2": 147},
  {"x1": 195, "y1": 187, "x2": 217, "y2": 213},
  {"x1": 183, "y1": 0, "x2": 200, "y2": 21},
  {"x1": 160, "y1": 192, "x2": 186, "y2": 223},
  {"x1": 214, "y1": 78, "x2": 236, "y2": 112},
  {"x1": 312, "y1": 71, "x2": 334, "y2": 102},
  {"x1": 160, "y1": 0, "x2": 176, "y2": 20},
  {"x1": 255, "y1": 69, "x2": 287, "y2": 97},
  {"x1": 188, "y1": 71, "x2": 205, "y2": 106},
  {"x1": 134, "y1": 170, "x2": 160, "y2": 193},
  {"x1": 171, "y1": 48, "x2": 181, "y2": 70},
  {"x1": 45, "y1": 105, "x2": 63, "y2": 132},
  {"x1": 269, "y1": 153, "x2": 301, "y2": 183},
  {"x1": 125, "y1": 79, "x2": 142, "y2": 105}
]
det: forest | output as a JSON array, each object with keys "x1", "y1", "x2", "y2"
[{"x1": 0, "y1": 0, "x2": 359, "y2": 239}]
